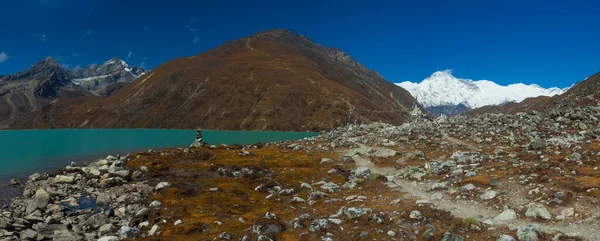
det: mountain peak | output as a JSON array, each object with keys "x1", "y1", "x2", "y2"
[
  {"x1": 35, "y1": 56, "x2": 60, "y2": 67},
  {"x1": 397, "y1": 70, "x2": 568, "y2": 109}
]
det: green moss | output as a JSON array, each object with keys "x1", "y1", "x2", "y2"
[{"x1": 367, "y1": 173, "x2": 387, "y2": 181}]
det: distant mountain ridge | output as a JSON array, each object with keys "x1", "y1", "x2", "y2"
[
  {"x1": 69, "y1": 58, "x2": 147, "y2": 96},
  {"x1": 0, "y1": 57, "x2": 146, "y2": 127},
  {"x1": 12, "y1": 29, "x2": 424, "y2": 131},
  {"x1": 396, "y1": 70, "x2": 568, "y2": 116}
]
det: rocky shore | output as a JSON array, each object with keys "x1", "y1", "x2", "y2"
[
  {"x1": 0, "y1": 154, "x2": 157, "y2": 241},
  {"x1": 2, "y1": 105, "x2": 600, "y2": 240}
]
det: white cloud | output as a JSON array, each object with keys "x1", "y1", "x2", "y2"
[
  {"x1": 140, "y1": 57, "x2": 148, "y2": 69},
  {"x1": 128, "y1": 51, "x2": 132, "y2": 59},
  {"x1": 72, "y1": 53, "x2": 79, "y2": 57},
  {"x1": 35, "y1": 33, "x2": 48, "y2": 43},
  {"x1": 85, "y1": 29, "x2": 93, "y2": 35},
  {"x1": 142, "y1": 25, "x2": 149, "y2": 32},
  {"x1": 0, "y1": 52, "x2": 8, "y2": 63},
  {"x1": 185, "y1": 17, "x2": 200, "y2": 45}
]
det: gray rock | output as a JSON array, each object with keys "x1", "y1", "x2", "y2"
[
  {"x1": 319, "y1": 158, "x2": 334, "y2": 164},
  {"x1": 54, "y1": 175, "x2": 75, "y2": 184},
  {"x1": 155, "y1": 182, "x2": 171, "y2": 191},
  {"x1": 344, "y1": 207, "x2": 370, "y2": 220},
  {"x1": 517, "y1": 224, "x2": 539, "y2": 241},
  {"x1": 20, "y1": 229, "x2": 38, "y2": 240},
  {"x1": 29, "y1": 173, "x2": 42, "y2": 181},
  {"x1": 150, "y1": 200, "x2": 162, "y2": 208},
  {"x1": 98, "y1": 236, "x2": 119, "y2": 241},
  {"x1": 409, "y1": 210, "x2": 422, "y2": 219},
  {"x1": 98, "y1": 223, "x2": 115, "y2": 236},
  {"x1": 497, "y1": 234, "x2": 516, "y2": 241},
  {"x1": 111, "y1": 170, "x2": 130, "y2": 179},
  {"x1": 119, "y1": 226, "x2": 140, "y2": 239},
  {"x1": 135, "y1": 208, "x2": 149, "y2": 218},
  {"x1": 349, "y1": 167, "x2": 371, "y2": 179},
  {"x1": 481, "y1": 190, "x2": 498, "y2": 200},
  {"x1": 320, "y1": 182, "x2": 340, "y2": 193},
  {"x1": 52, "y1": 230, "x2": 79, "y2": 241},
  {"x1": 441, "y1": 232, "x2": 465, "y2": 241},
  {"x1": 308, "y1": 219, "x2": 330, "y2": 232},
  {"x1": 9, "y1": 179, "x2": 20, "y2": 186},
  {"x1": 148, "y1": 225, "x2": 159, "y2": 236},
  {"x1": 84, "y1": 214, "x2": 108, "y2": 229},
  {"x1": 96, "y1": 193, "x2": 111, "y2": 207},
  {"x1": 528, "y1": 138, "x2": 547, "y2": 150},
  {"x1": 525, "y1": 203, "x2": 551, "y2": 220},
  {"x1": 459, "y1": 183, "x2": 476, "y2": 192}
]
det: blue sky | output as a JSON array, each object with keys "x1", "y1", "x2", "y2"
[{"x1": 0, "y1": 0, "x2": 599, "y2": 88}]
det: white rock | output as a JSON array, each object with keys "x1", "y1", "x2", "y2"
[
  {"x1": 150, "y1": 200, "x2": 162, "y2": 208},
  {"x1": 155, "y1": 182, "x2": 171, "y2": 191},
  {"x1": 54, "y1": 175, "x2": 75, "y2": 184},
  {"x1": 98, "y1": 237, "x2": 119, "y2": 241},
  {"x1": 174, "y1": 219, "x2": 182, "y2": 226},
  {"x1": 148, "y1": 225, "x2": 159, "y2": 236},
  {"x1": 481, "y1": 190, "x2": 498, "y2": 200}
]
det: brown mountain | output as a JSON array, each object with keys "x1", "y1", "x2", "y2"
[
  {"x1": 13, "y1": 29, "x2": 423, "y2": 131},
  {"x1": 469, "y1": 71, "x2": 600, "y2": 116}
]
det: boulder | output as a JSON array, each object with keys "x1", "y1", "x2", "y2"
[
  {"x1": 119, "y1": 226, "x2": 140, "y2": 239},
  {"x1": 20, "y1": 229, "x2": 38, "y2": 240},
  {"x1": 525, "y1": 203, "x2": 551, "y2": 220},
  {"x1": 96, "y1": 193, "x2": 111, "y2": 207},
  {"x1": 54, "y1": 175, "x2": 75, "y2": 184}
]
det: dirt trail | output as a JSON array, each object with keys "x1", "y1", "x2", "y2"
[{"x1": 348, "y1": 146, "x2": 600, "y2": 241}]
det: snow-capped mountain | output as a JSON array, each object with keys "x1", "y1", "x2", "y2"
[
  {"x1": 69, "y1": 57, "x2": 147, "y2": 95},
  {"x1": 397, "y1": 70, "x2": 568, "y2": 114}
]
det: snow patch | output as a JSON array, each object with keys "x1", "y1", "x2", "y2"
[{"x1": 72, "y1": 74, "x2": 112, "y2": 84}]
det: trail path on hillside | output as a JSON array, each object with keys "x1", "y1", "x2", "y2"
[{"x1": 347, "y1": 143, "x2": 600, "y2": 241}]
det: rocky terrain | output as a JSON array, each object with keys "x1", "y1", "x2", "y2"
[
  {"x1": 0, "y1": 57, "x2": 146, "y2": 128},
  {"x1": 3, "y1": 101, "x2": 600, "y2": 240},
  {"x1": 11, "y1": 29, "x2": 423, "y2": 131}
]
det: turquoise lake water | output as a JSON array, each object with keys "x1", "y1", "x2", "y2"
[{"x1": 0, "y1": 129, "x2": 318, "y2": 180}]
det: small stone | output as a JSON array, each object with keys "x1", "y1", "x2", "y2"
[
  {"x1": 9, "y1": 179, "x2": 21, "y2": 186},
  {"x1": 387, "y1": 230, "x2": 396, "y2": 237},
  {"x1": 481, "y1": 190, "x2": 498, "y2": 200},
  {"x1": 497, "y1": 234, "x2": 516, "y2": 241},
  {"x1": 54, "y1": 175, "x2": 75, "y2": 184},
  {"x1": 409, "y1": 210, "x2": 422, "y2": 219},
  {"x1": 525, "y1": 203, "x2": 551, "y2": 220},
  {"x1": 98, "y1": 237, "x2": 119, "y2": 241},
  {"x1": 155, "y1": 182, "x2": 171, "y2": 191},
  {"x1": 459, "y1": 183, "x2": 476, "y2": 192},
  {"x1": 150, "y1": 200, "x2": 162, "y2": 208},
  {"x1": 148, "y1": 225, "x2": 159, "y2": 236},
  {"x1": 441, "y1": 232, "x2": 465, "y2": 241},
  {"x1": 119, "y1": 226, "x2": 140, "y2": 239},
  {"x1": 517, "y1": 224, "x2": 539, "y2": 241},
  {"x1": 174, "y1": 220, "x2": 182, "y2": 226}
]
